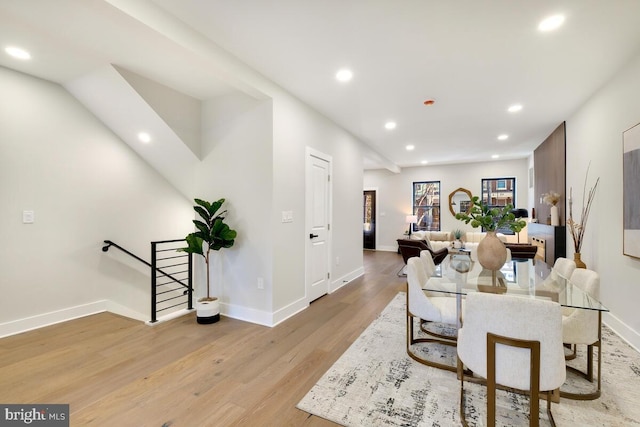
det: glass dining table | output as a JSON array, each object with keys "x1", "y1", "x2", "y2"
[
  {"x1": 424, "y1": 254, "x2": 608, "y2": 323},
  {"x1": 423, "y1": 253, "x2": 609, "y2": 401}
]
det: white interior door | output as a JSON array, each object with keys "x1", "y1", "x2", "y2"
[{"x1": 306, "y1": 150, "x2": 331, "y2": 303}]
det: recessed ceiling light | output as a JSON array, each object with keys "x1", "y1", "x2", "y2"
[
  {"x1": 421, "y1": 160, "x2": 428, "y2": 165},
  {"x1": 406, "y1": 145, "x2": 415, "y2": 151},
  {"x1": 508, "y1": 104, "x2": 523, "y2": 113},
  {"x1": 335, "y1": 69, "x2": 353, "y2": 82},
  {"x1": 491, "y1": 154, "x2": 500, "y2": 159},
  {"x1": 538, "y1": 14, "x2": 565, "y2": 32},
  {"x1": 5, "y1": 46, "x2": 31, "y2": 60},
  {"x1": 138, "y1": 132, "x2": 151, "y2": 143},
  {"x1": 384, "y1": 121, "x2": 397, "y2": 130},
  {"x1": 498, "y1": 134, "x2": 509, "y2": 141}
]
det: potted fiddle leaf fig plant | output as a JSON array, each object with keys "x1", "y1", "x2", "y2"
[
  {"x1": 455, "y1": 196, "x2": 526, "y2": 271},
  {"x1": 179, "y1": 198, "x2": 237, "y2": 324}
]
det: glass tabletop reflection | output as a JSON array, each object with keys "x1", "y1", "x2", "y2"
[{"x1": 424, "y1": 254, "x2": 608, "y2": 312}]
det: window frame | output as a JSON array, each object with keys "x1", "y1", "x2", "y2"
[
  {"x1": 412, "y1": 181, "x2": 441, "y2": 232},
  {"x1": 481, "y1": 177, "x2": 517, "y2": 234},
  {"x1": 481, "y1": 177, "x2": 516, "y2": 208}
]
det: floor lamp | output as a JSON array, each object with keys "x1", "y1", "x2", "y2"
[{"x1": 405, "y1": 215, "x2": 418, "y2": 237}]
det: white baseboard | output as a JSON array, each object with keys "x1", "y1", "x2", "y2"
[
  {"x1": 105, "y1": 301, "x2": 147, "y2": 322},
  {"x1": 604, "y1": 312, "x2": 640, "y2": 353},
  {"x1": 221, "y1": 265, "x2": 367, "y2": 328},
  {"x1": 271, "y1": 296, "x2": 308, "y2": 327},
  {"x1": 377, "y1": 245, "x2": 398, "y2": 252},
  {"x1": 0, "y1": 265, "x2": 369, "y2": 336},
  {"x1": 330, "y1": 266, "x2": 365, "y2": 293},
  {"x1": 0, "y1": 301, "x2": 107, "y2": 339},
  {"x1": 145, "y1": 308, "x2": 196, "y2": 326},
  {"x1": 221, "y1": 301, "x2": 275, "y2": 327}
]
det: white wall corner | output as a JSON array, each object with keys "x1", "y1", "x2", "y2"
[
  {"x1": 271, "y1": 296, "x2": 309, "y2": 327},
  {"x1": 221, "y1": 302, "x2": 276, "y2": 327},
  {"x1": 0, "y1": 301, "x2": 107, "y2": 339},
  {"x1": 330, "y1": 266, "x2": 365, "y2": 293}
]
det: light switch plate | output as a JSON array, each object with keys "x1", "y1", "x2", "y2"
[
  {"x1": 22, "y1": 210, "x2": 34, "y2": 224},
  {"x1": 281, "y1": 210, "x2": 293, "y2": 223}
]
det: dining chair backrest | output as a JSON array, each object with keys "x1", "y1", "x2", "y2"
[
  {"x1": 458, "y1": 292, "x2": 566, "y2": 391},
  {"x1": 553, "y1": 257, "x2": 576, "y2": 281},
  {"x1": 563, "y1": 268, "x2": 600, "y2": 344},
  {"x1": 406, "y1": 257, "x2": 441, "y2": 321},
  {"x1": 420, "y1": 250, "x2": 436, "y2": 276},
  {"x1": 570, "y1": 268, "x2": 600, "y2": 299}
]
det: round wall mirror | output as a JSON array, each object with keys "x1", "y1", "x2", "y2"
[{"x1": 448, "y1": 187, "x2": 473, "y2": 216}]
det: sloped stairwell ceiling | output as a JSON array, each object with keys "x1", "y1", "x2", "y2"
[
  {"x1": 64, "y1": 64, "x2": 200, "y2": 200},
  {"x1": 115, "y1": 65, "x2": 202, "y2": 159}
]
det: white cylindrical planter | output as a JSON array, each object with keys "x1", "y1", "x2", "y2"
[
  {"x1": 550, "y1": 205, "x2": 559, "y2": 226},
  {"x1": 196, "y1": 298, "x2": 220, "y2": 324}
]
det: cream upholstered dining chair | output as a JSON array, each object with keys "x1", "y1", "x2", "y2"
[
  {"x1": 457, "y1": 292, "x2": 566, "y2": 427},
  {"x1": 406, "y1": 257, "x2": 460, "y2": 372},
  {"x1": 561, "y1": 268, "x2": 601, "y2": 400},
  {"x1": 419, "y1": 249, "x2": 437, "y2": 276},
  {"x1": 538, "y1": 257, "x2": 576, "y2": 295},
  {"x1": 419, "y1": 250, "x2": 459, "y2": 341},
  {"x1": 553, "y1": 257, "x2": 577, "y2": 280}
]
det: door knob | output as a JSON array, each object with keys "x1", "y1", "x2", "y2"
[{"x1": 309, "y1": 233, "x2": 319, "y2": 239}]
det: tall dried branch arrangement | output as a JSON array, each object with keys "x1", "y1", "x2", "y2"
[{"x1": 567, "y1": 164, "x2": 600, "y2": 253}]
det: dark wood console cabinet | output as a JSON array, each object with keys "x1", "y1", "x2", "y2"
[{"x1": 527, "y1": 223, "x2": 566, "y2": 265}]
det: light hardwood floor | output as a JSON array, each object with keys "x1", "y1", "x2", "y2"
[{"x1": 0, "y1": 250, "x2": 406, "y2": 426}]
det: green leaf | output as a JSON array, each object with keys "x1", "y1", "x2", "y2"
[
  {"x1": 177, "y1": 233, "x2": 205, "y2": 258},
  {"x1": 193, "y1": 220, "x2": 209, "y2": 235},
  {"x1": 194, "y1": 198, "x2": 211, "y2": 211},
  {"x1": 194, "y1": 206, "x2": 210, "y2": 222},
  {"x1": 208, "y1": 199, "x2": 225, "y2": 217}
]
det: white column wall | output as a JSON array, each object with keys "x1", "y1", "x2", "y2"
[
  {"x1": 565, "y1": 51, "x2": 640, "y2": 349},
  {"x1": 271, "y1": 94, "x2": 365, "y2": 315},
  {"x1": 199, "y1": 93, "x2": 274, "y2": 322},
  {"x1": 0, "y1": 66, "x2": 194, "y2": 331},
  {"x1": 364, "y1": 159, "x2": 528, "y2": 251}
]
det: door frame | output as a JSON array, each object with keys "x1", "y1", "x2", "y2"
[
  {"x1": 363, "y1": 187, "x2": 378, "y2": 250},
  {"x1": 305, "y1": 147, "x2": 333, "y2": 302}
]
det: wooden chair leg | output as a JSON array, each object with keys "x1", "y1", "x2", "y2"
[{"x1": 487, "y1": 332, "x2": 542, "y2": 427}]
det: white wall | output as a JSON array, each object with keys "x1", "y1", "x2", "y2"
[
  {"x1": 272, "y1": 95, "x2": 365, "y2": 315},
  {"x1": 0, "y1": 63, "x2": 370, "y2": 332},
  {"x1": 0, "y1": 66, "x2": 194, "y2": 335},
  {"x1": 199, "y1": 92, "x2": 274, "y2": 321},
  {"x1": 565, "y1": 51, "x2": 640, "y2": 349},
  {"x1": 364, "y1": 159, "x2": 529, "y2": 251}
]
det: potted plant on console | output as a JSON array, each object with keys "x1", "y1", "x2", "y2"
[
  {"x1": 452, "y1": 229, "x2": 464, "y2": 249},
  {"x1": 179, "y1": 198, "x2": 237, "y2": 324},
  {"x1": 455, "y1": 196, "x2": 526, "y2": 272}
]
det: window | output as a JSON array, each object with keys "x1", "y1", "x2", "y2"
[
  {"x1": 481, "y1": 177, "x2": 516, "y2": 234},
  {"x1": 481, "y1": 177, "x2": 515, "y2": 207},
  {"x1": 413, "y1": 181, "x2": 440, "y2": 231}
]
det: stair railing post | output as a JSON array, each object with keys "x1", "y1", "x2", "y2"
[
  {"x1": 151, "y1": 241, "x2": 158, "y2": 323},
  {"x1": 188, "y1": 252, "x2": 193, "y2": 310}
]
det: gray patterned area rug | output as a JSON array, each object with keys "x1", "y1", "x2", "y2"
[{"x1": 297, "y1": 293, "x2": 640, "y2": 426}]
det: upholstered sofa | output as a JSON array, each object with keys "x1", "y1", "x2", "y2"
[{"x1": 407, "y1": 230, "x2": 516, "y2": 251}]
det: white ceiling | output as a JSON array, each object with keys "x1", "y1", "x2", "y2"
[{"x1": 2, "y1": 0, "x2": 640, "y2": 170}]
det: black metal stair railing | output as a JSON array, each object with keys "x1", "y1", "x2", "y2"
[{"x1": 102, "y1": 239, "x2": 193, "y2": 323}]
